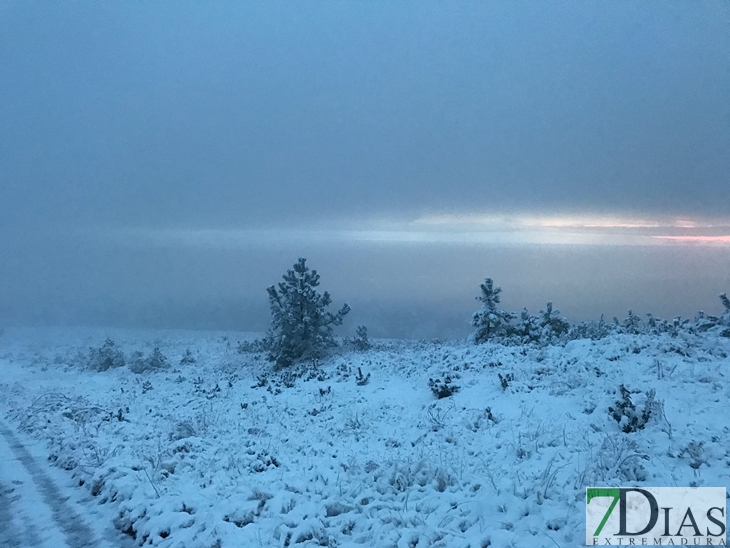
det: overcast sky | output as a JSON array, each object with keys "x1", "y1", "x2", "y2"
[{"x1": 1, "y1": 1, "x2": 729, "y2": 335}]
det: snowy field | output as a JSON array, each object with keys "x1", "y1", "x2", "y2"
[{"x1": 1, "y1": 327, "x2": 729, "y2": 547}]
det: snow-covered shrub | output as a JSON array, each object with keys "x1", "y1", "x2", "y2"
[
  {"x1": 355, "y1": 367, "x2": 371, "y2": 386},
  {"x1": 621, "y1": 310, "x2": 643, "y2": 335},
  {"x1": 237, "y1": 338, "x2": 267, "y2": 354},
  {"x1": 568, "y1": 315, "x2": 614, "y2": 341},
  {"x1": 538, "y1": 301, "x2": 570, "y2": 338},
  {"x1": 583, "y1": 435, "x2": 649, "y2": 486},
  {"x1": 645, "y1": 314, "x2": 690, "y2": 337},
  {"x1": 721, "y1": 293, "x2": 730, "y2": 316},
  {"x1": 263, "y1": 258, "x2": 350, "y2": 368},
  {"x1": 719, "y1": 293, "x2": 730, "y2": 335},
  {"x1": 646, "y1": 313, "x2": 669, "y2": 334},
  {"x1": 608, "y1": 385, "x2": 655, "y2": 433},
  {"x1": 147, "y1": 347, "x2": 170, "y2": 369},
  {"x1": 170, "y1": 414, "x2": 210, "y2": 441},
  {"x1": 349, "y1": 325, "x2": 371, "y2": 351},
  {"x1": 428, "y1": 376, "x2": 460, "y2": 399},
  {"x1": 509, "y1": 308, "x2": 542, "y2": 343},
  {"x1": 679, "y1": 441, "x2": 706, "y2": 470},
  {"x1": 88, "y1": 338, "x2": 126, "y2": 371},
  {"x1": 129, "y1": 347, "x2": 170, "y2": 374},
  {"x1": 498, "y1": 372, "x2": 514, "y2": 390},
  {"x1": 669, "y1": 316, "x2": 690, "y2": 337},
  {"x1": 373, "y1": 459, "x2": 456, "y2": 495},
  {"x1": 509, "y1": 303, "x2": 570, "y2": 345},
  {"x1": 693, "y1": 311, "x2": 720, "y2": 333},
  {"x1": 471, "y1": 278, "x2": 514, "y2": 343},
  {"x1": 179, "y1": 349, "x2": 196, "y2": 365}
]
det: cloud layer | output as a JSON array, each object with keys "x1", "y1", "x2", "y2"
[{"x1": 1, "y1": 2, "x2": 729, "y2": 334}]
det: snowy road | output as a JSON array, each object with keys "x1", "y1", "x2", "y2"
[{"x1": 0, "y1": 421, "x2": 130, "y2": 548}]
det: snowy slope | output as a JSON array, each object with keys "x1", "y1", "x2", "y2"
[{"x1": 0, "y1": 327, "x2": 728, "y2": 547}]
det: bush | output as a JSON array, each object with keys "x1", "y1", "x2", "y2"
[
  {"x1": 693, "y1": 311, "x2": 719, "y2": 333},
  {"x1": 349, "y1": 325, "x2": 371, "y2": 351},
  {"x1": 721, "y1": 293, "x2": 730, "y2": 314},
  {"x1": 237, "y1": 339, "x2": 267, "y2": 354},
  {"x1": 498, "y1": 372, "x2": 514, "y2": 391},
  {"x1": 609, "y1": 385, "x2": 655, "y2": 433},
  {"x1": 355, "y1": 367, "x2": 371, "y2": 386},
  {"x1": 538, "y1": 301, "x2": 570, "y2": 338},
  {"x1": 428, "y1": 376, "x2": 460, "y2": 399},
  {"x1": 568, "y1": 315, "x2": 614, "y2": 341},
  {"x1": 129, "y1": 347, "x2": 170, "y2": 374},
  {"x1": 510, "y1": 308, "x2": 542, "y2": 343},
  {"x1": 471, "y1": 278, "x2": 514, "y2": 343},
  {"x1": 621, "y1": 310, "x2": 643, "y2": 335},
  {"x1": 720, "y1": 293, "x2": 730, "y2": 326},
  {"x1": 508, "y1": 302, "x2": 570, "y2": 344},
  {"x1": 88, "y1": 338, "x2": 126, "y2": 371},
  {"x1": 179, "y1": 349, "x2": 196, "y2": 365},
  {"x1": 264, "y1": 258, "x2": 350, "y2": 368}
]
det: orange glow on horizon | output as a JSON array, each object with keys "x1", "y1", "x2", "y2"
[
  {"x1": 674, "y1": 219, "x2": 699, "y2": 229},
  {"x1": 412, "y1": 213, "x2": 725, "y2": 231},
  {"x1": 653, "y1": 235, "x2": 730, "y2": 245}
]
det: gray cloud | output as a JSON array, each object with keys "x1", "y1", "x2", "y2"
[{"x1": 2, "y1": 1, "x2": 729, "y2": 231}]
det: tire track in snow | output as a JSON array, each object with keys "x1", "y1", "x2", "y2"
[
  {"x1": 0, "y1": 481, "x2": 25, "y2": 547},
  {"x1": 0, "y1": 421, "x2": 98, "y2": 548}
]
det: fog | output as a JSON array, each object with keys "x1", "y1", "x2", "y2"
[{"x1": 1, "y1": 1, "x2": 729, "y2": 337}]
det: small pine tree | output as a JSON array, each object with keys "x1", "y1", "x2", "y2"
[
  {"x1": 350, "y1": 325, "x2": 371, "y2": 351},
  {"x1": 720, "y1": 293, "x2": 730, "y2": 323},
  {"x1": 538, "y1": 301, "x2": 570, "y2": 338},
  {"x1": 129, "y1": 347, "x2": 170, "y2": 374},
  {"x1": 88, "y1": 338, "x2": 126, "y2": 371},
  {"x1": 471, "y1": 278, "x2": 514, "y2": 343},
  {"x1": 693, "y1": 311, "x2": 709, "y2": 332},
  {"x1": 597, "y1": 314, "x2": 610, "y2": 338},
  {"x1": 646, "y1": 313, "x2": 658, "y2": 330},
  {"x1": 265, "y1": 258, "x2": 350, "y2": 368},
  {"x1": 568, "y1": 314, "x2": 613, "y2": 341},
  {"x1": 670, "y1": 316, "x2": 689, "y2": 337},
  {"x1": 622, "y1": 309, "x2": 642, "y2": 334},
  {"x1": 511, "y1": 308, "x2": 541, "y2": 343}
]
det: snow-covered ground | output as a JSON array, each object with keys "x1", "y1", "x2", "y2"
[{"x1": 0, "y1": 327, "x2": 728, "y2": 547}]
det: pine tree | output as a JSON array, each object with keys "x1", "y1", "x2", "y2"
[
  {"x1": 265, "y1": 258, "x2": 350, "y2": 368},
  {"x1": 88, "y1": 338, "x2": 126, "y2": 371},
  {"x1": 720, "y1": 293, "x2": 730, "y2": 325},
  {"x1": 622, "y1": 309, "x2": 642, "y2": 334},
  {"x1": 512, "y1": 308, "x2": 542, "y2": 343},
  {"x1": 471, "y1": 278, "x2": 514, "y2": 343},
  {"x1": 538, "y1": 301, "x2": 570, "y2": 337},
  {"x1": 350, "y1": 325, "x2": 371, "y2": 351},
  {"x1": 566, "y1": 314, "x2": 610, "y2": 341}
]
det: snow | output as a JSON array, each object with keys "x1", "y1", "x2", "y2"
[
  {"x1": 0, "y1": 425, "x2": 67, "y2": 548},
  {"x1": 0, "y1": 402, "x2": 134, "y2": 547},
  {"x1": 0, "y1": 327, "x2": 728, "y2": 547}
]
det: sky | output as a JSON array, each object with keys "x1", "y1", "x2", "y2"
[{"x1": 1, "y1": 1, "x2": 729, "y2": 337}]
